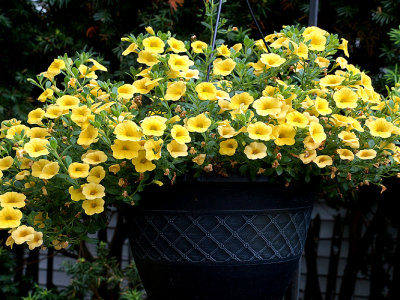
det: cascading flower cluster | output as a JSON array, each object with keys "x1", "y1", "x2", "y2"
[{"x1": 1, "y1": 24, "x2": 400, "y2": 249}]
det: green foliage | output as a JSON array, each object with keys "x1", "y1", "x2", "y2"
[{"x1": 0, "y1": 246, "x2": 19, "y2": 299}]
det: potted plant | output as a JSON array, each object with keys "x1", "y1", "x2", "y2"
[{"x1": 1, "y1": 1, "x2": 400, "y2": 298}]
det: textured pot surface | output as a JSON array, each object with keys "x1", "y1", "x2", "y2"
[{"x1": 125, "y1": 179, "x2": 313, "y2": 300}]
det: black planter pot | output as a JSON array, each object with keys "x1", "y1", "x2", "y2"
[{"x1": 125, "y1": 177, "x2": 313, "y2": 300}]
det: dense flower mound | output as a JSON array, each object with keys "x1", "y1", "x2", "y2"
[{"x1": 1, "y1": 25, "x2": 400, "y2": 249}]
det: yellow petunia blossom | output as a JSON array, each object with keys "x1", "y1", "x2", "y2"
[
  {"x1": 299, "y1": 150, "x2": 317, "y2": 164},
  {"x1": 319, "y1": 75, "x2": 345, "y2": 87},
  {"x1": 68, "y1": 162, "x2": 90, "y2": 179},
  {"x1": 81, "y1": 150, "x2": 108, "y2": 165},
  {"x1": 213, "y1": 58, "x2": 236, "y2": 76},
  {"x1": 117, "y1": 84, "x2": 135, "y2": 100},
  {"x1": 333, "y1": 87, "x2": 358, "y2": 109},
  {"x1": 286, "y1": 111, "x2": 309, "y2": 128},
  {"x1": 143, "y1": 36, "x2": 165, "y2": 53},
  {"x1": 38, "y1": 89, "x2": 54, "y2": 102},
  {"x1": 56, "y1": 95, "x2": 80, "y2": 109},
  {"x1": 191, "y1": 41, "x2": 207, "y2": 53},
  {"x1": 168, "y1": 54, "x2": 194, "y2": 72},
  {"x1": 304, "y1": 31, "x2": 326, "y2": 51},
  {"x1": 11, "y1": 225, "x2": 35, "y2": 244},
  {"x1": 24, "y1": 138, "x2": 49, "y2": 157},
  {"x1": 260, "y1": 53, "x2": 286, "y2": 68},
  {"x1": 229, "y1": 92, "x2": 254, "y2": 110},
  {"x1": 171, "y1": 125, "x2": 191, "y2": 144},
  {"x1": 252, "y1": 96, "x2": 282, "y2": 116},
  {"x1": 144, "y1": 139, "x2": 163, "y2": 160},
  {"x1": 315, "y1": 97, "x2": 332, "y2": 115},
  {"x1": 273, "y1": 124, "x2": 296, "y2": 146},
  {"x1": 145, "y1": 26, "x2": 155, "y2": 35},
  {"x1": 296, "y1": 43, "x2": 309, "y2": 59},
  {"x1": 195, "y1": 82, "x2": 217, "y2": 101},
  {"x1": 217, "y1": 44, "x2": 230, "y2": 57},
  {"x1": 366, "y1": 118, "x2": 393, "y2": 138},
  {"x1": 309, "y1": 122, "x2": 326, "y2": 144},
  {"x1": 0, "y1": 156, "x2": 14, "y2": 171},
  {"x1": 27, "y1": 127, "x2": 49, "y2": 139},
  {"x1": 0, "y1": 207, "x2": 22, "y2": 229},
  {"x1": 71, "y1": 106, "x2": 92, "y2": 125},
  {"x1": 338, "y1": 38, "x2": 349, "y2": 57},
  {"x1": 336, "y1": 57, "x2": 348, "y2": 69},
  {"x1": 31, "y1": 159, "x2": 59, "y2": 179},
  {"x1": 82, "y1": 198, "x2": 105, "y2": 215},
  {"x1": 356, "y1": 149, "x2": 377, "y2": 160},
  {"x1": 192, "y1": 154, "x2": 206, "y2": 165},
  {"x1": 219, "y1": 139, "x2": 238, "y2": 156},
  {"x1": 244, "y1": 142, "x2": 267, "y2": 160},
  {"x1": 338, "y1": 131, "x2": 359, "y2": 149},
  {"x1": 137, "y1": 50, "x2": 160, "y2": 67},
  {"x1": 111, "y1": 140, "x2": 140, "y2": 159},
  {"x1": 232, "y1": 43, "x2": 242, "y2": 52},
  {"x1": 217, "y1": 124, "x2": 235, "y2": 138},
  {"x1": 187, "y1": 114, "x2": 212, "y2": 133},
  {"x1": 122, "y1": 43, "x2": 138, "y2": 56},
  {"x1": 68, "y1": 186, "x2": 86, "y2": 201},
  {"x1": 165, "y1": 81, "x2": 186, "y2": 101},
  {"x1": 167, "y1": 140, "x2": 188, "y2": 158},
  {"x1": 182, "y1": 69, "x2": 200, "y2": 80},
  {"x1": 27, "y1": 108, "x2": 45, "y2": 125},
  {"x1": 315, "y1": 57, "x2": 330, "y2": 68},
  {"x1": 88, "y1": 58, "x2": 107, "y2": 72},
  {"x1": 168, "y1": 37, "x2": 187, "y2": 53},
  {"x1": 78, "y1": 64, "x2": 97, "y2": 79},
  {"x1": 132, "y1": 77, "x2": 161, "y2": 94},
  {"x1": 15, "y1": 170, "x2": 30, "y2": 180},
  {"x1": 45, "y1": 105, "x2": 64, "y2": 119},
  {"x1": 47, "y1": 59, "x2": 65, "y2": 76},
  {"x1": 82, "y1": 183, "x2": 106, "y2": 200},
  {"x1": 141, "y1": 116, "x2": 167, "y2": 136},
  {"x1": 132, "y1": 150, "x2": 156, "y2": 173},
  {"x1": 114, "y1": 120, "x2": 142, "y2": 141},
  {"x1": 27, "y1": 231, "x2": 43, "y2": 250},
  {"x1": 87, "y1": 166, "x2": 106, "y2": 184},
  {"x1": 247, "y1": 122, "x2": 273, "y2": 141},
  {"x1": 313, "y1": 155, "x2": 333, "y2": 168},
  {"x1": 337, "y1": 149, "x2": 354, "y2": 161},
  {"x1": 77, "y1": 125, "x2": 99, "y2": 146},
  {"x1": 0, "y1": 192, "x2": 26, "y2": 208},
  {"x1": 6, "y1": 124, "x2": 30, "y2": 139}
]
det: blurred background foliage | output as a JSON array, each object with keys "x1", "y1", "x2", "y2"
[{"x1": 1, "y1": 0, "x2": 400, "y2": 121}]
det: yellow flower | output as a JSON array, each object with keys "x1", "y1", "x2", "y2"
[
  {"x1": 68, "y1": 186, "x2": 86, "y2": 201},
  {"x1": 168, "y1": 37, "x2": 186, "y2": 53},
  {"x1": 315, "y1": 57, "x2": 330, "y2": 68},
  {"x1": 366, "y1": 118, "x2": 394, "y2": 138},
  {"x1": 11, "y1": 225, "x2": 35, "y2": 244},
  {"x1": 165, "y1": 81, "x2": 186, "y2": 101},
  {"x1": 304, "y1": 31, "x2": 326, "y2": 51},
  {"x1": 286, "y1": 111, "x2": 309, "y2": 128},
  {"x1": 167, "y1": 140, "x2": 188, "y2": 158},
  {"x1": 15, "y1": 170, "x2": 30, "y2": 180},
  {"x1": 32, "y1": 159, "x2": 59, "y2": 179},
  {"x1": 78, "y1": 64, "x2": 97, "y2": 79},
  {"x1": 56, "y1": 95, "x2": 80, "y2": 109},
  {"x1": 171, "y1": 125, "x2": 191, "y2": 144},
  {"x1": 117, "y1": 84, "x2": 135, "y2": 100},
  {"x1": 82, "y1": 198, "x2": 105, "y2": 215},
  {"x1": 296, "y1": 43, "x2": 309, "y2": 59},
  {"x1": 319, "y1": 75, "x2": 345, "y2": 88},
  {"x1": 247, "y1": 122, "x2": 273, "y2": 141},
  {"x1": 231, "y1": 43, "x2": 242, "y2": 52},
  {"x1": 187, "y1": 114, "x2": 212, "y2": 133},
  {"x1": 27, "y1": 127, "x2": 49, "y2": 139},
  {"x1": 299, "y1": 150, "x2": 317, "y2": 164},
  {"x1": 27, "y1": 231, "x2": 43, "y2": 250},
  {"x1": 137, "y1": 50, "x2": 160, "y2": 67},
  {"x1": 82, "y1": 183, "x2": 106, "y2": 200},
  {"x1": 182, "y1": 69, "x2": 200, "y2": 80},
  {"x1": 336, "y1": 57, "x2": 348, "y2": 69},
  {"x1": 132, "y1": 77, "x2": 160, "y2": 94},
  {"x1": 24, "y1": 138, "x2": 49, "y2": 157},
  {"x1": 217, "y1": 44, "x2": 230, "y2": 57},
  {"x1": 192, "y1": 154, "x2": 206, "y2": 165},
  {"x1": 111, "y1": 140, "x2": 140, "y2": 159},
  {"x1": 114, "y1": 120, "x2": 142, "y2": 141},
  {"x1": 143, "y1": 36, "x2": 165, "y2": 53},
  {"x1": 309, "y1": 122, "x2": 326, "y2": 144},
  {"x1": 68, "y1": 162, "x2": 90, "y2": 179},
  {"x1": 219, "y1": 139, "x2": 238, "y2": 156},
  {"x1": 191, "y1": 41, "x2": 207, "y2": 53},
  {"x1": 141, "y1": 116, "x2": 167, "y2": 136},
  {"x1": 81, "y1": 150, "x2": 108, "y2": 165},
  {"x1": 38, "y1": 89, "x2": 54, "y2": 102},
  {"x1": 132, "y1": 150, "x2": 156, "y2": 173},
  {"x1": 315, "y1": 97, "x2": 332, "y2": 115},
  {"x1": 71, "y1": 106, "x2": 92, "y2": 125},
  {"x1": 88, "y1": 58, "x2": 107, "y2": 72},
  {"x1": 273, "y1": 124, "x2": 296, "y2": 146},
  {"x1": 338, "y1": 38, "x2": 349, "y2": 57},
  {"x1": 260, "y1": 53, "x2": 286, "y2": 68},
  {"x1": 87, "y1": 166, "x2": 106, "y2": 184},
  {"x1": 47, "y1": 59, "x2": 65, "y2": 76},
  {"x1": 109, "y1": 164, "x2": 121, "y2": 174},
  {"x1": 195, "y1": 82, "x2": 217, "y2": 101},
  {"x1": 45, "y1": 105, "x2": 64, "y2": 119},
  {"x1": 122, "y1": 43, "x2": 138, "y2": 56},
  {"x1": 77, "y1": 125, "x2": 99, "y2": 146},
  {"x1": 0, "y1": 207, "x2": 22, "y2": 228},
  {"x1": 337, "y1": 149, "x2": 354, "y2": 161},
  {"x1": 0, "y1": 192, "x2": 26, "y2": 208},
  {"x1": 144, "y1": 139, "x2": 163, "y2": 160},
  {"x1": 168, "y1": 54, "x2": 194, "y2": 72},
  {"x1": 356, "y1": 149, "x2": 377, "y2": 160},
  {"x1": 333, "y1": 87, "x2": 358, "y2": 109},
  {"x1": 229, "y1": 92, "x2": 254, "y2": 110},
  {"x1": 244, "y1": 142, "x2": 267, "y2": 159},
  {"x1": 145, "y1": 26, "x2": 155, "y2": 35},
  {"x1": 27, "y1": 108, "x2": 45, "y2": 125},
  {"x1": 0, "y1": 156, "x2": 14, "y2": 171},
  {"x1": 217, "y1": 124, "x2": 235, "y2": 138},
  {"x1": 313, "y1": 155, "x2": 333, "y2": 168},
  {"x1": 0, "y1": 170, "x2": 2, "y2": 178},
  {"x1": 252, "y1": 96, "x2": 282, "y2": 116},
  {"x1": 213, "y1": 58, "x2": 236, "y2": 76},
  {"x1": 338, "y1": 131, "x2": 359, "y2": 149},
  {"x1": 6, "y1": 124, "x2": 30, "y2": 139}
]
